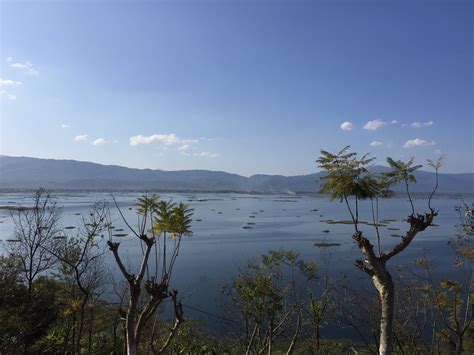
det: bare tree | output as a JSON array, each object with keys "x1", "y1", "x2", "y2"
[
  {"x1": 47, "y1": 200, "x2": 109, "y2": 354},
  {"x1": 107, "y1": 194, "x2": 192, "y2": 355},
  {"x1": 4, "y1": 188, "x2": 62, "y2": 295}
]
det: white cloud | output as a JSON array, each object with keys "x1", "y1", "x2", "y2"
[
  {"x1": 0, "y1": 90, "x2": 16, "y2": 100},
  {"x1": 129, "y1": 133, "x2": 200, "y2": 147},
  {"x1": 92, "y1": 138, "x2": 107, "y2": 146},
  {"x1": 410, "y1": 121, "x2": 433, "y2": 128},
  {"x1": 194, "y1": 151, "x2": 220, "y2": 158},
  {"x1": 129, "y1": 133, "x2": 180, "y2": 146},
  {"x1": 363, "y1": 119, "x2": 386, "y2": 130},
  {"x1": 178, "y1": 144, "x2": 190, "y2": 151},
  {"x1": 74, "y1": 134, "x2": 88, "y2": 142},
  {"x1": 403, "y1": 138, "x2": 435, "y2": 148},
  {"x1": 391, "y1": 120, "x2": 399, "y2": 124},
  {"x1": 340, "y1": 121, "x2": 353, "y2": 131},
  {"x1": 0, "y1": 78, "x2": 22, "y2": 86},
  {"x1": 61, "y1": 124, "x2": 69, "y2": 128},
  {"x1": 10, "y1": 59, "x2": 38, "y2": 76},
  {"x1": 370, "y1": 141, "x2": 384, "y2": 147}
]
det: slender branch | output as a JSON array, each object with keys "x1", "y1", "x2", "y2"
[{"x1": 107, "y1": 241, "x2": 133, "y2": 280}]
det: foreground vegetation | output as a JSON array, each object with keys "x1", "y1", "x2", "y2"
[{"x1": 0, "y1": 150, "x2": 472, "y2": 354}]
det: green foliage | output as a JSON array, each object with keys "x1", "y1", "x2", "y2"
[
  {"x1": 385, "y1": 157, "x2": 422, "y2": 185},
  {"x1": 317, "y1": 146, "x2": 378, "y2": 202},
  {"x1": 0, "y1": 258, "x2": 61, "y2": 353},
  {"x1": 138, "y1": 194, "x2": 194, "y2": 237}
]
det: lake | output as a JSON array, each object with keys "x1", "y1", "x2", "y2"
[{"x1": 0, "y1": 191, "x2": 468, "y2": 336}]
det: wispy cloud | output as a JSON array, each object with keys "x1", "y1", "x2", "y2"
[
  {"x1": 9, "y1": 58, "x2": 38, "y2": 76},
  {"x1": 61, "y1": 124, "x2": 69, "y2": 128},
  {"x1": 178, "y1": 144, "x2": 190, "y2": 151},
  {"x1": 363, "y1": 119, "x2": 386, "y2": 130},
  {"x1": 410, "y1": 121, "x2": 434, "y2": 128},
  {"x1": 0, "y1": 90, "x2": 16, "y2": 100},
  {"x1": 74, "y1": 134, "x2": 88, "y2": 142},
  {"x1": 194, "y1": 151, "x2": 220, "y2": 158},
  {"x1": 340, "y1": 121, "x2": 353, "y2": 131},
  {"x1": 0, "y1": 78, "x2": 22, "y2": 87},
  {"x1": 403, "y1": 138, "x2": 435, "y2": 148},
  {"x1": 92, "y1": 138, "x2": 107, "y2": 146},
  {"x1": 370, "y1": 141, "x2": 384, "y2": 147}
]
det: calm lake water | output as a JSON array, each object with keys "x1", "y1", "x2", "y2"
[{"x1": 0, "y1": 191, "x2": 469, "y2": 336}]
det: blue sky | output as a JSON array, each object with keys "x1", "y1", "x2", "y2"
[{"x1": 1, "y1": 0, "x2": 472, "y2": 176}]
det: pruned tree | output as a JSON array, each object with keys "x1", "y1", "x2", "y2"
[
  {"x1": 4, "y1": 188, "x2": 62, "y2": 295},
  {"x1": 107, "y1": 194, "x2": 192, "y2": 355},
  {"x1": 317, "y1": 146, "x2": 441, "y2": 355}
]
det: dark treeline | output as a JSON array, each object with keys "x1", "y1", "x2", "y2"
[{"x1": 0, "y1": 149, "x2": 473, "y2": 354}]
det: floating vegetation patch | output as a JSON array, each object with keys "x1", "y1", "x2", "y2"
[
  {"x1": 236, "y1": 208, "x2": 241, "y2": 210},
  {"x1": 366, "y1": 223, "x2": 388, "y2": 227},
  {"x1": 310, "y1": 209, "x2": 318, "y2": 212},
  {"x1": 247, "y1": 222, "x2": 255, "y2": 225},
  {"x1": 249, "y1": 216, "x2": 256, "y2": 219},
  {"x1": 243, "y1": 226, "x2": 253, "y2": 229},
  {"x1": 390, "y1": 234, "x2": 402, "y2": 238},
  {"x1": 74, "y1": 213, "x2": 81, "y2": 216},
  {"x1": 388, "y1": 227, "x2": 400, "y2": 231},
  {"x1": 325, "y1": 220, "x2": 365, "y2": 225},
  {"x1": 273, "y1": 199, "x2": 299, "y2": 202},
  {"x1": 259, "y1": 210, "x2": 264, "y2": 213},
  {"x1": 53, "y1": 236, "x2": 67, "y2": 239},
  {"x1": 252, "y1": 212, "x2": 258, "y2": 215},
  {"x1": 65, "y1": 226, "x2": 76, "y2": 229},
  {"x1": 322, "y1": 230, "x2": 330, "y2": 233},
  {"x1": 217, "y1": 212, "x2": 223, "y2": 214},
  {"x1": 0, "y1": 206, "x2": 34, "y2": 211},
  {"x1": 314, "y1": 242, "x2": 341, "y2": 247},
  {"x1": 6, "y1": 239, "x2": 20, "y2": 243},
  {"x1": 429, "y1": 224, "x2": 439, "y2": 227},
  {"x1": 382, "y1": 219, "x2": 397, "y2": 222},
  {"x1": 195, "y1": 219, "x2": 202, "y2": 222},
  {"x1": 115, "y1": 228, "x2": 124, "y2": 231},
  {"x1": 296, "y1": 216, "x2": 301, "y2": 218},
  {"x1": 113, "y1": 233, "x2": 128, "y2": 237}
]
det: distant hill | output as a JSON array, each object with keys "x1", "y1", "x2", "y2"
[{"x1": 0, "y1": 155, "x2": 472, "y2": 194}]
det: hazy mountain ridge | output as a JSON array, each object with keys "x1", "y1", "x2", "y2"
[{"x1": 0, "y1": 155, "x2": 472, "y2": 194}]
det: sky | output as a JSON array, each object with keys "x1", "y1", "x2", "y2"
[{"x1": 0, "y1": 0, "x2": 472, "y2": 176}]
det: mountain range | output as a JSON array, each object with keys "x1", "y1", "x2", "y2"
[{"x1": 0, "y1": 155, "x2": 472, "y2": 194}]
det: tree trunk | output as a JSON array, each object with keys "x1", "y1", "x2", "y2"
[
  {"x1": 126, "y1": 285, "x2": 140, "y2": 355},
  {"x1": 373, "y1": 272, "x2": 394, "y2": 355},
  {"x1": 455, "y1": 334, "x2": 463, "y2": 355}
]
